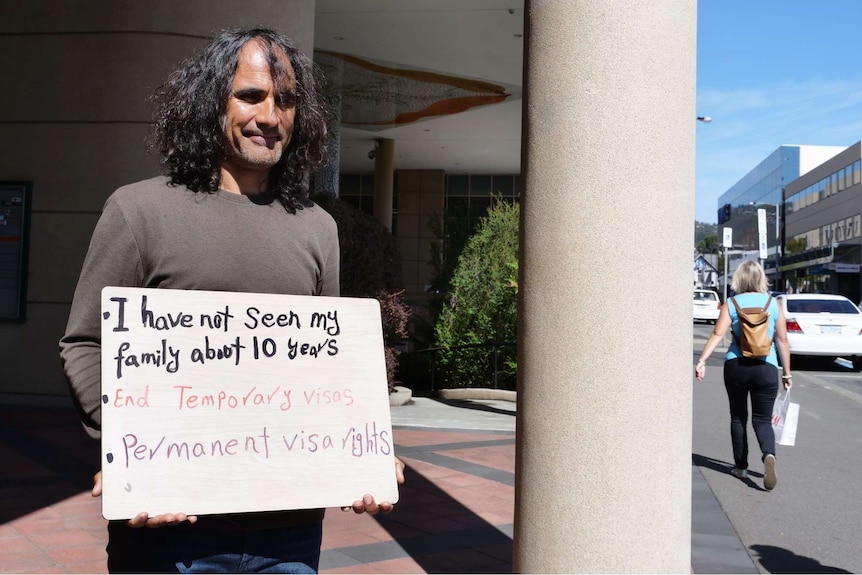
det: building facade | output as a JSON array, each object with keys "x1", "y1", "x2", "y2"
[
  {"x1": 782, "y1": 141, "x2": 862, "y2": 301},
  {"x1": 716, "y1": 145, "x2": 844, "y2": 291}
]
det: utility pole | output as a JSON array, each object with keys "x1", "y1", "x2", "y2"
[{"x1": 723, "y1": 226, "x2": 732, "y2": 302}]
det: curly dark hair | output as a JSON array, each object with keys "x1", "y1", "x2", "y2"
[{"x1": 150, "y1": 28, "x2": 328, "y2": 212}]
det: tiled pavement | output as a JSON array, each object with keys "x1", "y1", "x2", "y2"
[
  {"x1": 0, "y1": 398, "x2": 516, "y2": 574},
  {"x1": 0, "y1": 396, "x2": 753, "y2": 573}
]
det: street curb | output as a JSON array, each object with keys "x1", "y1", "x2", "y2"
[{"x1": 433, "y1": 388, "x2": 517, "y2": 402}]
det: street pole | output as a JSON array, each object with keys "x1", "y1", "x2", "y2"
[
  {"x1": 775, "y1": 202, "x2": 782, "y2": 290},
  {"x1": 722, "y1": 226, "x2": 732, "y2": 302}
]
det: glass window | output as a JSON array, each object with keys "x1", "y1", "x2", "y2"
[
  {"x1": 493, "y1": 175, "x2": 515, "y2": 197},
  {"x1": 341, "y1": 195, "x2": 361, "y2": 210},
  {"x1": 831, "y1": 173, "x2": 838, "y2": 195},
  {"x1": 855, "y1": 161, "x2": 861, "y2": 185},
  {"x1": 339, "y1": 174, "x2": 361, "y2": 196},
  {"x1": 446, "y1": 195, "x2": 468, "y2": 215},
  {"x1": 361, "y1": 174, "x2": 375, "y2": 194},
  {"x1": 447, "y1": 175, "x2": 469, "y2": 196},
  {"x1": 470, "y1": 175, "x2": 492, "y2": 196},
  {"x1": 786, "y1": 298, "x2": 860, "y2": 314},
  {"x1": 839, "y1": 168, "x2": 846, "y2": 191},
  {"x1": 469, "y1": 196, "x2": 492, "y2": 221}
]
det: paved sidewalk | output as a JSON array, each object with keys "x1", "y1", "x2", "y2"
[{"x1": 0, "y1": 395, "x2": 753, "y2": 573}]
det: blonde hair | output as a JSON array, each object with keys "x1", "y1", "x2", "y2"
[{"x1": 730, "y1": 260, "x2": 770, "y2": 294}]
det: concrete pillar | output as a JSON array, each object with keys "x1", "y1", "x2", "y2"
[
  {"x1": 514, "y1": 1, "x2": 696, "y2": 572},
  {"x1": 373, "y1": 138, "x2": 395, "y2": 231}
]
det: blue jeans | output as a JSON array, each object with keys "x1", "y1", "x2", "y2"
[
  {"x1": 723, "y1": 357, "x2": 779, "y2": 470},
  {"x1": 107, "y1": 520, "x2": 322, "y2": 573}
]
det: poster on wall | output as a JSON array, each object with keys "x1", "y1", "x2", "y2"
[
  {"x1": 0, "y1": 182, "x2": 31, "y2": 322},
  {"x1": 100, "y1": 287, "x2": 399, "y2": 520}
]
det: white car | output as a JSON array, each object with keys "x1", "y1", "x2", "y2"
[
  {"x1": 693, "y1": 289, "x2": 721, "y2": 324},
  {"x1": 778, "y1": 294, "x2": 862, "y2": 365}
]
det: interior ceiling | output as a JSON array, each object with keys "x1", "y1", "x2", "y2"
[{"x1": 314, "y1": 0, "x2": 524, "y2": 176}]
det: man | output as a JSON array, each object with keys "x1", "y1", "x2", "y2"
[{"x1": 60, "y1": 28, "x2": 404, "y2": 573}]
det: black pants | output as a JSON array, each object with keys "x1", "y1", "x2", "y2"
[{"x1": 723, "y1": 357, "x2": 779, "y2": 470}]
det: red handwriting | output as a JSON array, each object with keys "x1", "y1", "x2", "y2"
[
  {"x1": 113, "y1": 386, "x2": 149, "y2": 408},
  {"x1": 174, "y1": 385, "x2": 292, "y2": 411}
]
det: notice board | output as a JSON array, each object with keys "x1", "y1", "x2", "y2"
[
  {"x1": 100, "y1": 287, "x2": 399, "y2": 520},
  {"x1": 0, "y1": 182, "x2": 31, "y2": 321}
]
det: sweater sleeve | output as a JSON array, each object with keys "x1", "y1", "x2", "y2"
[{"x1": 59, "y1": 194, "x2": 144, "y2": 438}]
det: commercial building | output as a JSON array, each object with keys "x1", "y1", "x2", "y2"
[
  {"x1": 716, "y1": 145, "x2": 844, "y2": 291},
  {"x1": 782, "y1": 141, "x2": 862, "y2": 301}
]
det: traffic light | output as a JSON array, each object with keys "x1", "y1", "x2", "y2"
[{"x1": 718, "y1": 203, "x2": 732, "y2": 224}]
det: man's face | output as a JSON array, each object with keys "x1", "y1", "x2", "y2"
[{"x1": 221, "y1": 41, "x2": 297, "y2": 178}]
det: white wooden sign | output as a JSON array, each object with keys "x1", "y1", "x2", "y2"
[{"x1": 100, "y1": 287, "x2": 398, "y2": 520}]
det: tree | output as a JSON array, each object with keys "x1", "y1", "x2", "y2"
[
  {"x1": 313, "y1": 194, "x2": 410, "y2": 392},
  {"x1": 434, "y1": 198, "x2": 519, "y2": 389},
  {"x1": 697, "y1": 234, "x2": 719, "y2": 253},
  {"x1": 786, "y1": 237, "x2": 807, "y2": 254},
  {"x1": 694, "y1": 221, "x2": 717, "y2": 247}
]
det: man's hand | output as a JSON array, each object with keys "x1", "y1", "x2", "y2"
[
  {"x1": 92, "y1": 470, "x2": 103, "y2": 498},
  {"x1": 343, "y1": 456, "x2": 406, "y2": 515},
  {"x1": 126, "y1": 511, "x2": 198, "y2": 528},
  {"x1": 91, "y1": 470, "x2": 198, "y2": 528}
]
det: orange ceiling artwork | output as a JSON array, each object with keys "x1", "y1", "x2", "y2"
[{"x1": 314, "y1": 50, "x2": 513, "y2": 129}]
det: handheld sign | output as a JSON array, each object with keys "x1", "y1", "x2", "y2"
[{"x1": 100, "y1": 287, "x2": 398, "y2": 520}]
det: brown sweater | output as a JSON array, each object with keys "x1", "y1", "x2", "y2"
[{"x1": 59, "y1": 176, "x2": 339, "y2": 528}]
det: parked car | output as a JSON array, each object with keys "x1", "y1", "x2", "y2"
[
  {"x1": 693, "y1": 289, "x2": 721, "y2": 324},
  {"x1": 778, "y1": 294, "x2": 862, "y2": 367}
]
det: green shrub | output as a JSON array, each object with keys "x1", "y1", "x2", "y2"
[
  {"x1": 434, "y1": 199, "x2": 519, "y2": 389},
  {"x1": 314, "y1": 195, "x2": 410, "y2": 392}
]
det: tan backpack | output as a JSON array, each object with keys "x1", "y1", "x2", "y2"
[{"x1": 729, "y1": 295, "x2": 773, "y2": 358}]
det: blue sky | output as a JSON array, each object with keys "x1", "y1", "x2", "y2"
[{"x1": 696, "y1": 0, "x2": 862, "y2": 223}]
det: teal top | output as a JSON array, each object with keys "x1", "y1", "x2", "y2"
[{"x1": 725, "y1": 292, "x2": 780, "y2": 367}]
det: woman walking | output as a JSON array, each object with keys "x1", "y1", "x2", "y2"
[{"x1": 695, "y1": 260, "x2": 792, "y2": 490}]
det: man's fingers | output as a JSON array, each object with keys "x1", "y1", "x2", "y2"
[
  {"x1": 127, "y1": 512, "x2": 197, "y2": 528},
  {"x1": 378, "y1": 501, "x2": 394, "y2": 514},
  {"x1": 92, "y1": 471, "x2": 103, "y2": 498},
  {"x1": 394, "y1": 457, "x2": 406, "y2": 485},
  {"x1": 127, "y1": 512, "x2": 150, "y2": 528}
]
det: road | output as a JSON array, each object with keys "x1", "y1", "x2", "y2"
[{"x1": 692, "y1": 322, "x2": 862, "y2": 574}]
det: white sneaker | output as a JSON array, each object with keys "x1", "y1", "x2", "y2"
[
  {"x1": 730, "y1": 468, "x2": 748, "y2": 479},
  {"x1": 763, "y1": 454, "x2": 777, "y2": 490}
]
